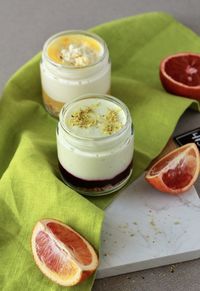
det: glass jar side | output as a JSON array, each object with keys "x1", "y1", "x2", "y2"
[
  {"x1": 56, "y1": 94, "x2": 134, "y2": 195},
  {"x1": 57, "y1": 123, "x2": 133, "y2": 196}
]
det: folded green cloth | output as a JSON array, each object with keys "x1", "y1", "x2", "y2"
[{"x1": 0, "y1": 12, "x2": 199, "y2": 291}]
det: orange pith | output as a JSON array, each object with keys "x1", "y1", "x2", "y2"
[{"x1": 146, "y1": 143, "x2": 200, "y2": 194}]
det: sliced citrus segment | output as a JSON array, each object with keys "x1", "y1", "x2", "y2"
[
  {"x1": 31, "y1": 219, "x2": 98, "y2": 286},
  {"x1": 160, "y1": 53, "x2": 200, "y2": 100},
  {"x1": 145, "y1": 143, "x2": 200, "y2": 194}
]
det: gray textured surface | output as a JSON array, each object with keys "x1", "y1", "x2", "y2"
[{"x1": 1, "y1": 1, "x2": 200, "y2": 290}]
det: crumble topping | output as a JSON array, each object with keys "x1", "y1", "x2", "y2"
[
  {"x1": 68, "y1": 104, "x2": 123, "y2": 135},
  {"x1": 102, "y1": 109, "x2": 123, "y2": 135},
  {"x1": 69, "y1": 105, "x2": 98, "y2": 128},
  {"x1": 60, "y1": 43, "x2": 99, "y2": 67}
]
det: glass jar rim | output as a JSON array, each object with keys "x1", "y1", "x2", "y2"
[
  {"x1": 42, "y1": 30, "x2": 108, "y2": 70},
  {"x1": 59, "y1": 93, "x2": 132, "y2": 142}
]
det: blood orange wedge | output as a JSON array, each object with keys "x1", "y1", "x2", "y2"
[
  {"x1": 145, "y1": 143, "x2": 200, "y2": 194},
  {"x1": 31, "y1": 219, "x2": 98, "y2": 286},
  {"x1": 160, "y1": 53, "x2": 200, "y2": 101}
]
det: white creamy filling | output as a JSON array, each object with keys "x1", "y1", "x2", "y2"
[
  {"x1": 40, "y1": 62, "x2": 111, "y2": 102},
  {"x1": 57, "y1": 126, "x2": 134, "y2": 180}
]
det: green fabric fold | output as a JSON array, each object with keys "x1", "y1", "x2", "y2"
[{"x1": 0, "y1": 12, "x2": 199, "y2": 291}]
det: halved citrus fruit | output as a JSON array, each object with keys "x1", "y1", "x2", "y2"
[
  {"x1": 160, "y1": 53, "x2": 200, "y2": 100},
  {"x1": 145, "y1": 143, "x2": 200, "y2": 194},
  {"x1": 31, "y1": 219, "x2": 98, "y2": 286}
]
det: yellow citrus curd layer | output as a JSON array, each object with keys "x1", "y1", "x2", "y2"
[{"x1": 47, "y1": 34, "x2": 103, "y2": 66}]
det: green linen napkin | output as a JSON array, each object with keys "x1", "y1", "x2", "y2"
[{"x1": 0, "y1": 11, "x2": 199, "y2": 291}]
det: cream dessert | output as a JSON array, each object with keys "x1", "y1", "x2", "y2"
[
  {"x1": 56, "y1": 94, "x2": 134, "y2": 196},
  {"x1": 40, "y1": 31, "x2": 111, "y2": 117}
]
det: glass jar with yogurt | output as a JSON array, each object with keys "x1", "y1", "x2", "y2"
[
  {"x1": 56, "y1": 94, "x2": 134, "y2": 196},
  {"x1": 40, "y1": 30, "x2": 111, "y2": 117}
]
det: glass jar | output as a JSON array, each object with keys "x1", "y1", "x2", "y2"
[
  {"x1": 56, "y1": 94, "x2": 134, "y2": 196},
  {"x1": 40, "y1": 30, "x2": 111, "y2": 117}
]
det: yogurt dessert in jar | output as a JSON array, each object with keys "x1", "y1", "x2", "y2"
[
  {"x1": 56, "y1": 94, "x2": 134, "y2": 196},
  {"x1": 40, "y1": 30, "x2": 111, "y2": 117}
]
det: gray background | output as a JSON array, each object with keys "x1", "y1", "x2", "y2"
[{"x1": 1, "y1": 0, "x2": 200, "y2": 290}]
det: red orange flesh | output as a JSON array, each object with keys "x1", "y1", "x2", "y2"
[
  {"x1": 160, "y1": 53, "x2": 200, "y2": 101},
  {"x1": 31, "y1": 219, "x2": 98, "y2": 286},
  {"x1": 145, "y1": 143, "x2": 200, "y2": 194}
]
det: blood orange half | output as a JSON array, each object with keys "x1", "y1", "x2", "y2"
[
  {"x1": 31, "y1": 219, "x2": 98, "y2": 286},
  {"x1": 160, "y1": 53, "x2": 200, "y2": 100},
  {"x1": 145, "y1": 143, "x2": 200, "y2": 194}
]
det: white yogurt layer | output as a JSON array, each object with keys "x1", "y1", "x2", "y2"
[
  {"x1": 57, "y1": 96, "x2": 134, "y2": 180},
  {"x1": 40, "y1": 62, "x2": 110, "y2": 103}
]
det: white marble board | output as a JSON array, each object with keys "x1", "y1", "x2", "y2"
[{"x1": 97, "y1": 174, "x2": 200, "y2": 279}]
